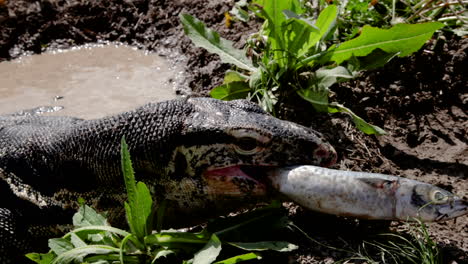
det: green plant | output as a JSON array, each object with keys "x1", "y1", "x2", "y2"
[
  {"x1": 26, "y1": 138, "x2": 297, "y2": 264},
  {"x1": 356, "y1": 220, "x2": 441, "y2": 264},
  {"x1": 180, "y1": 0, "x2": 444, "y2": 135},
  {"x1": 309, "y1": 0, "x2": 467, "y2": 40}
]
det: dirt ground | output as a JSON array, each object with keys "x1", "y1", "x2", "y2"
[{"x1": 0, "y1": 0, "x2": 466, "y2": 263}]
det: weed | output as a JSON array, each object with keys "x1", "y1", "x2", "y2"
[
  {"x1": 316, "y1": 219, "x2": 442, "y2": 264},
  {"x1": 180, "y1": 0, "x2": 444, "y2": 135}
]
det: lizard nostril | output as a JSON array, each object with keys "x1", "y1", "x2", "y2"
[
  {"x1": 316, "y1": 149, "x2": 327, "y2": 157},
  {"x1": 316, "y1": 145, "x2": 337, "y2": 167}
]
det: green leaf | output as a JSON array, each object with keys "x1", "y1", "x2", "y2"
[
  {"x1": 153, "y1": 249, "x2": 176, "y2": 260},
  {"x1": 300, "y1": 4, "x2": 338, "y2": 57},
  {"x1": 145, "y1": 231, "x2": 210, "y2": 248},
  {"x1": 328, "y1": 103, "x2": 386, "y2": 135},
  {"x1": 26, "y1": 252, "x2": 56, "y2": 264},
  {"x1": 180, "y1": 13, "x2": 255, "y2": 72},
  {"x1": 282, "y1": 11, "x2": 320, "y2": 57},
  {"x1": 298, "y1": 88, "x2": 329, "y2": 112},
  {"x1": 349, "y1": 48, "x2": 400, "y2": 71},
  {"x1": 193, "y1": 234, "x2": 222, "y2": 264},
  {"x1": 84, "y1": 254, "x2": 141, "y2": 263},
  {"x1": 209, "y1": 203, "x2": 287, "y2": 241},
  {"x1": 70, "y1": 225, "x2": 131, "y2": 238},
  {"x1": 72, "y1": 205, "x2": 108, "y2": 227},
  {"x1": 121, "y1": 137, "x2": 153, "y2": 241},
  {"x1": 223, "y1": 70, "x2": 247, "y2": 84},
  {"x1": 228, "y1": 241, "x2": 298, "y2": 252},
  {"x1": 315, "y1": 66, "x2": 354, "y2": 88},
  {"x1": 210, "y1": 81, "x2": 251, "y2": 101},
  {"x1": 298, "y1": 66, "x2": 354, "y2": 112},
  {"x1": 230, "y1": 3, "x2": 250, "y2": 23},
  {"x1": 48, "y1": 238, "x2": 74, "y2": 256},
  {"x1": 260, "y1": 0, "x2": 303, "y2": 28},
  {"x1": 283, "y1": 10, "x2": 319, "y2": 32},
  {"x1": 70, "y1": 233, "x2": 87, "y2": 248},
  {"x1": 254, "y1": 0, "x2": 303, "y2": 66},
  {"x1": 329, "y1": 22, "x2": 445, "y2": 64},
  {"x1": 51, "y1": 245, "x2": 120, "y2": 264},
  {"x1": 214, "y1": 252, "x2": 261, "y2": 264}
]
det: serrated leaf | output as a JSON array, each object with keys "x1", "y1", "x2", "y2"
[
  {"x1": 214, "y1": 252, "x2": 261, "y2": 264},
  {"x1": 72, "y1": 205, "x2": 108, "y2": 227},
  {"x1": 48, "y1": 238, "x2": 74, "y2": 256},
  {"x1": 228, "y1": 241, "x2": 298, "y2": 252},
  {"x1": 26, "y1": 252, "x2": 56, "y2": 264},
  {"x1": 121, "y1": 137, "x2": 153, "y2": 241},
  {"x1": 193, "y1": 234, "x2": 222, "y2": 264},
  {"x1": 180, "y1": 13, "x2": 255, "y2": 72},
  {"x1": 329, "y1": 22, "x2": 444, "y2": 64},
  {"x1": 210, "y1": 81, "x2": 251, "y2": 101}
]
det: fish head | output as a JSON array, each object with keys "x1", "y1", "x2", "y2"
[{"x1": 396, "y1": 181, "x2": 468, "y2": 222}]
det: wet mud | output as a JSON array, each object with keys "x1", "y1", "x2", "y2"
[
  {"x1": 0, "y1": 44, "x2": 178, "y2": 119},
  {"x1": 0, "y1": 0, "x2": 466, "y2": 263}
]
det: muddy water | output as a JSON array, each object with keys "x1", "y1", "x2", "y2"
[{"x1": 0, "y1": 44, "x2": 179, "y2": 119}]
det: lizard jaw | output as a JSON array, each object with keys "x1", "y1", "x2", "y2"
[{"x1": 203, "y1": 165, "x2": 268, "y2": 198}]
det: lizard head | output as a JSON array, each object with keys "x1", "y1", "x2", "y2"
[{"x1": 160, "y1": 98, "x2": 336, "y2": 217}]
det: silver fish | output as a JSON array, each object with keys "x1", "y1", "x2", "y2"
[{"x1": 268, "y1": 165, "x2": 468, "y2": 222}]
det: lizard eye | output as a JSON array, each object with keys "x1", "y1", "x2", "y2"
[
  {"x1": 234, "y1": 137, "x2": 262, "y2": 155},
  {"x1": 430, "y1": 189, "x2": 449, "y2": 204},
  {"x1": 229, "y1": 128, "x2": 270, "y2": 155}
]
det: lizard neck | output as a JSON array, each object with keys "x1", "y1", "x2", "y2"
[{"x1": 59, "y1": 99, "x2": 193, "y2": 190}]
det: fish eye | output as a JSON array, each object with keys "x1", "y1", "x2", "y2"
[
  {"x1": 234, "y1": 137, "x2": 262, "y2": 155},
  {"x1": 430, "y1": 189, "x2": 449, "y2": 204}
]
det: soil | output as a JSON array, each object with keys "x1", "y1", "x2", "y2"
[{"x1": 0, "y1": 0, "x2": 466, "y2": 263}]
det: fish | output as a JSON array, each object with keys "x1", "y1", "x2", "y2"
[{"x1": 267, "y1": 165, "x2": 468, "y2": 222}]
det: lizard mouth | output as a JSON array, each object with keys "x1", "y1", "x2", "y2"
[{"x1": 202, "y1": 165, "x2": 270, "y2": 198}]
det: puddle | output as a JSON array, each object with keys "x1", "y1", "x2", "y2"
[{"x1": 0, "y1": 44, "x2": 180, "y2": 119}]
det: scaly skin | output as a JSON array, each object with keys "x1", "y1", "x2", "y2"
[{"x1": 0, "y1": 98, "x2": 337, "y2": 263}]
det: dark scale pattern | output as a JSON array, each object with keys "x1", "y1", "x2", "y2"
[{"x1": 0, "y1": 98, "x2": 337, "y2": 262}]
